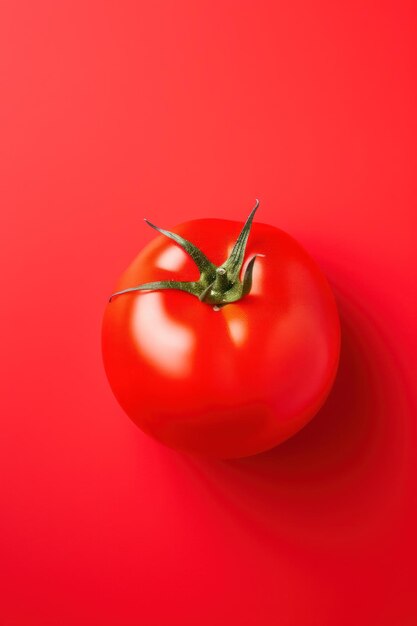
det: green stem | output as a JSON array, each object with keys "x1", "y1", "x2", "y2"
[{"x1": 110, "y1": 199, "x2": 262, "y2": 308}]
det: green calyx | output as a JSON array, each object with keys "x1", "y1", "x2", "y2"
[{"x1": 109, "y1": 199, "x2": 261, "y2": 309}]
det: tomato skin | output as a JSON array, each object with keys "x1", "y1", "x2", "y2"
[{"x1": 102, "y1": 218, "x2": 340, "y2": 459}]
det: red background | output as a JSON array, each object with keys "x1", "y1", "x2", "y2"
[{"x1": 1, "y1": 1, "x2": 416, "y2": 624}]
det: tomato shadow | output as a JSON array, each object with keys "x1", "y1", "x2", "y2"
[{"x1": 181, "y1": 288, "x2": 409, "y2": 542}]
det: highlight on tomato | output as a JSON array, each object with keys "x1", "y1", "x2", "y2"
[{"x1": 102, "y1": 200, "x2": 340, "y2": 459}]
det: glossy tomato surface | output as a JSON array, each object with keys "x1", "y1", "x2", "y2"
[{"x1": 102, "y1": 218, "x2": 341, "y2": 458}]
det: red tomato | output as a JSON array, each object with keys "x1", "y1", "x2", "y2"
[{"x1": 102, "y1": 203, "x2": 340, "y2": 459}]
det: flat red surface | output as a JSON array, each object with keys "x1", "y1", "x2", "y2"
[{"x1": 1, "y1": 1, "x2": 416, "y2": 624}]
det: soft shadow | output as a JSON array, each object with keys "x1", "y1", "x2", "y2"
[{"x1": 180, "y1": 289, "x2": 410, "y2": 543}]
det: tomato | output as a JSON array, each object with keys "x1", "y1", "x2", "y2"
[{"x1": 102, "y1": 201, "x2": 340, "y2": 459}]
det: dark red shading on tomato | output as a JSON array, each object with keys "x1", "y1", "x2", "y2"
[{"x1": 102, "y1": 214, "x2": 340, "y2": 458}]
